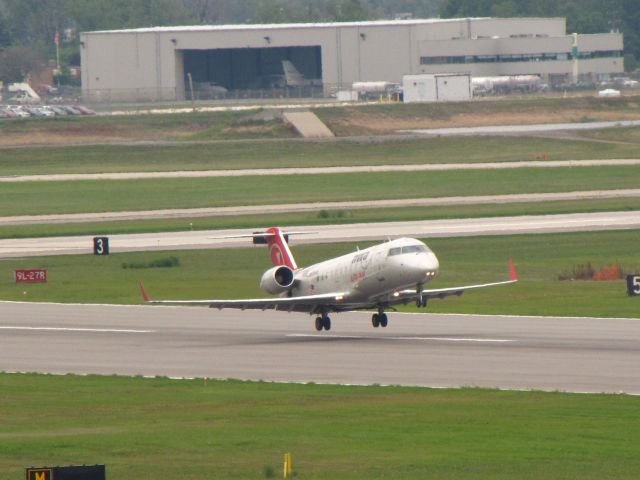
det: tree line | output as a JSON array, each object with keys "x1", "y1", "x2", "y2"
[{"x1": 0, "y1": 0, "x2": 635, "y2": 84}]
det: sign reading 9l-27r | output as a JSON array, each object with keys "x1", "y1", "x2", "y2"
[
  {"x1": 93, "y1": 237, "x2": 109, "y2": 256},
  {"x1": 627, "y1": 275, "x2": 640, "y2": 296},
  {"x1": 15, "y1": 269, "x2": 47, "y2": 283}
]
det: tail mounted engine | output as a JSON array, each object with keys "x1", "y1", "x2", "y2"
[{"x1": 260, "y1": 265, "x2": 295, "y2": 295}]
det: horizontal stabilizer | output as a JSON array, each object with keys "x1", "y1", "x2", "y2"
[{"x1": 210, "y1": 230, "x2": 315, "y2": 244}]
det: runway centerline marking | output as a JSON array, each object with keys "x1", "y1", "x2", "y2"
[
  {"x1": 0, "y1": 326, "x2": 154, "y2": 333},
  {"x1": 287, "y1": 334, "x2": 514, "y2": 343}
]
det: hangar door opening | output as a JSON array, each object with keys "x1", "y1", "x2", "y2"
[{"x1": 182, "y1": 46, "x2": 322, "y2": 98}]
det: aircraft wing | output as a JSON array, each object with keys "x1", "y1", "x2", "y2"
[
  {"x1": 140, "y1": 283, "x2": 349, "y2": 314},
  {"x1": 392, "y1": 260, "x2": 518, "y2": 306}
]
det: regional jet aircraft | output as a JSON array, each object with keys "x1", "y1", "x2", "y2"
[
  {"x1": 281, "y1": 60, "x2": 322, "y2": 87},
  {"x1": 140, "y1": 227, "x2": 517, "y2": 331}
]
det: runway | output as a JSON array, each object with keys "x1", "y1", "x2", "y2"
[
  {"x1": 1, "y1": 302, "x2": 639, "y2": 394},
  {"x1": 1, "y1": 211, "x2": 639, "y2": 257}
]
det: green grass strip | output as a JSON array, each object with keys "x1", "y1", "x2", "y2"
[
  {"x1": 1, "y1": 373, "x2": 639, "y2": 479},
  {"x1": 1, "y1": 230, "x2": 638, "y2": 318},
  {"x1": 2, "y1": 197, "x2": 640, "y2": 239},
  {"x1": 1, "y1": 134, "x2": 639, "y2": 176},
  {"x1": 3, "y1": 166, "x2": 640, "y2": 216}
]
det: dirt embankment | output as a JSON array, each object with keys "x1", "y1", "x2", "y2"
[
  {"x1": 317, "y1": 98, "x2": 640, "y2": 136},
  {"x1": 1, "y1": 95, "x2": 639, "y2": 145}
]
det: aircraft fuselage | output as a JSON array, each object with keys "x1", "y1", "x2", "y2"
[{"x1": 288, "y1": 237, "x2": 439, "y2": 303}]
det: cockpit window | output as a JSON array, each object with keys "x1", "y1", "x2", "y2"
[
  {"x1": 402, "y1": 245, "x2": 428, "y2": 254},
  {"x1": 388, "y1": 244, "x2": 429, "y2": 256}
]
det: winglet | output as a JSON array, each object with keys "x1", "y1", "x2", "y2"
[
  {"x1": 509, "y1": 259, "x2": 518, "y2": 281},
  {"x1": 139, "y1": 281, "x2": 150, "y2": 303}
]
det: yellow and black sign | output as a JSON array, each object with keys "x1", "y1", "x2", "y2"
[
  {"x1": 26, "y1": 468, "x2": 52, "y2": 480},
  {"x1": 26, "y1": 464, "x2": 105, "y2": 480}
]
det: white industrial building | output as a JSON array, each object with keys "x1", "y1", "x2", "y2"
[{"x1": 80, "y1": 17, "x2": 624, "y2": 101}]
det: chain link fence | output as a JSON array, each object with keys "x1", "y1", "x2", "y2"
[{"x1": 80, "y1": 84, "x2": 353, "y2": 110}]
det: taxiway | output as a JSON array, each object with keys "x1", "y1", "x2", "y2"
[{"x1": 1, "y1": 211, "x2": 639, "y2": 257}]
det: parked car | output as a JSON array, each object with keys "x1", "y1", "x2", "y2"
[
  {"x1": 48, "y1": 106, "x2": 68, "y2": 116},
  {"x1": 0, "y1": 106, "x2": 18, "y2": 118},
  {"x1": 598, "y1": 88, "x2": 621, "y2": 98},
  {"x1": 62, "y1": 106, "x2": 83, "y2": 115},
  {"x1": 74, "y1": 105, "x2": 96, "y2": 115},
  {"x1": 7, "y1": 105, "x2": 31, "y2": 117},
  {"x1": 36, "y1": 106, "x2": 56, "y2": 117}
]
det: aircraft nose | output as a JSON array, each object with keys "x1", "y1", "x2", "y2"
[
  {"x1": 408, "y1": 253, "x2": 439, "y2": 281},
  {"x1": 423, "y1": 253, "x2": 439, "y2": 276}
]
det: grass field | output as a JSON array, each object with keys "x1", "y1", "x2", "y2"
[
  {"x1": 3, "y1": 197, "x2": 640, "y2": 239},
  {"x1": 580, "y1": 125, "x2": 640, "y2": 143},
  {"x1": 1, "y1": 230, "x2": 638, "y2": 318},
  {"x1": 0, "y1": 109, "x2": 293, "y2": 142},
  {"x1": 1, "y1": 133, "x2": 640, "y2": 176},
  {"x1": 1, "y1": 373, "x2": 640, "y2": 479},
  {"x1": 4, "y1": 166, "x2": 640, "y2": 217}
]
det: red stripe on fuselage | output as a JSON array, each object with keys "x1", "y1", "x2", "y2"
[{"x1": 266, "y1": 227, "x2": 298, "y2": 269}]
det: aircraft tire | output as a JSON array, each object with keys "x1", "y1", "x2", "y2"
[
  {"x1": 379, "y1": 313, "x2": 388, "y2": 328},
  {"x1": 323, "y1": 316, "x2": 331, "y2": 331},
  {"x1": 371, "y1": 313, "x2": 380, "y2": 328},
  {"x1": 315, "y1": 317, "x2": 323, "y2": 331}
]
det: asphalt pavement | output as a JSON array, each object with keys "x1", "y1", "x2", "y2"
[
  {"x1": 1, "y1": 302, "x2": 638, "y2": 393},
  {"x1": 2, "y1": 159, "x2": 639, "y2": 183},
  {"x1": 1, "y1": 211, "x2": 639, "y2": 257}
]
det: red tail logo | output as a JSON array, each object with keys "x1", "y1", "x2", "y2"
[{"x1": 266, "y1": 227, "x2": 297, "y2": 269}]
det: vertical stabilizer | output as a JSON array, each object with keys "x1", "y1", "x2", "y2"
[
  {"x1": 265, "y1": 227, "x2": 298, "y2": 270},
  {"x1": 282, "y1": 60, "x2": 307, "y2": 86}
]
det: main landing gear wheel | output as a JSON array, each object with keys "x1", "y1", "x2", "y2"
[
  {"x1": 372, "y1": 312, "x2": 388, "y2": 328},
  {"x1": 323, "y1": 316, "x2": 331, "y2": 331},
  {"x1": 315, "y1": 315, "x2": 331, "y2": 331}
]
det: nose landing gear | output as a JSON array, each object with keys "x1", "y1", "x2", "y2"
[{"x1": 416, "y1": 285, "x2": 427, "y2": 308}]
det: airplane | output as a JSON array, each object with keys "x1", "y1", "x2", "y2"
[
  {"x1": 280, "y1": 60, "x2": 323, "y2": 87},
  {"x1": 140, "y1": 227, "x2": 517, "y2": 331}
]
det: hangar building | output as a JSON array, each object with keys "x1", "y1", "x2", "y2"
[{"x1": 79, "y1": 17, "x2": 623, "y2": 101}]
